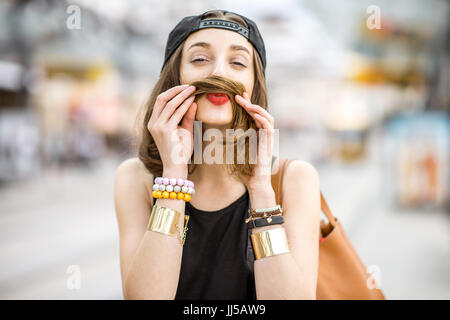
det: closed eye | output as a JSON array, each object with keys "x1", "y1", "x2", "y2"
[
  {"x1": 192, "y1": 58, "x2": 246, "y2": 67},
  {"x1": 192, "y1": 58, "x2": 206, "y2": 63}
]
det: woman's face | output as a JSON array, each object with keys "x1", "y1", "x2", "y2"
[{"x1": 180, "y1": 28, "x2": 255, "y2": 127}]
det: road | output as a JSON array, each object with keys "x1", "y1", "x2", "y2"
[{"x1": 0, "y1": 134, "x2": 449, "y2": 299}]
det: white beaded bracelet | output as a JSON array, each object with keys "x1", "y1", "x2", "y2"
[{"x1": 152, "y1": 183, "x2": 195, "y2": 195}]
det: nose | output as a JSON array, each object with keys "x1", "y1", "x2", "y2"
[{"x1": 210, "y1": 58, "x2": 228, "y2": 78}]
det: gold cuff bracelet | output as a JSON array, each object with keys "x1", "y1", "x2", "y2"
[
  {"x1": 250, "y1": 227, "x2": 290, "y2": 260},
  {"x1": 147, "y1": 204, "x2": 181, "y2": 236}
]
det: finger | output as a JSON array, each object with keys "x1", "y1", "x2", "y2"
[
  {"x1": 159, "y1": 85, "x2": 196, "y2": 123},
  {"x1": 248, "y1": 111, "x2": 263, "y2": 128},
  {"x1": 152, "y1": 84, "x2": 190, "y2": 119},
  {"x1": 168, "y1": 96, "x2": 195, "y2": 127},
  {"x1": 235, "y1": 95, "x2": 264, "y2": 128},
  {"x1": 235, "y1": 94, "x2": 274, "y2": 125},
  {"x1": 254, "y1": 113, "x2": 273, "y2": 132},
  {"x1": 254, "y1": 114, "x2": 274, "y2": 160},
  {"x1": 180, "y1": 102, "x2": 198, "y2": 132},
  {"x1": 159, "y1": 86, "x2": 196, "y2": 123}
]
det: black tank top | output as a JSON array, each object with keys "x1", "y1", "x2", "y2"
[{"x1": 152, "y1": 189, "x2": 256, "y2": 300}]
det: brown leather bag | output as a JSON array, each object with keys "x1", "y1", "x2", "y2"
[{"x1": 270, "y1": 157, "x2": 386, "y2": 300}]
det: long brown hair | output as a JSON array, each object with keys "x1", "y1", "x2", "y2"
[{"x1": 134, "y1": 10, "x2": 268, "y2": 180}]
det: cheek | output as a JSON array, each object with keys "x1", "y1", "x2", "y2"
[
  {"x1": 243, "y1": 82, "x2": 253, "y2": 98},
  {"x1": 179, "y1": 63, "x2": 195, "y2": 84},
  {"x1": 180, "y1": 63, "x2": 208, "y2": 84}
]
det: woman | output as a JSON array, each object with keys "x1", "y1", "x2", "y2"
[{"x1": 114, "y1": 9, "x2": 321, "y2": 300}]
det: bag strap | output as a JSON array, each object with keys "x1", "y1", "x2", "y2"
[
  {"x1": 320, "y1": 189, "x2": 336, "y2": 227},
  {"x1": 271, "y1": 157, "x2": 337, "y2": 227}
]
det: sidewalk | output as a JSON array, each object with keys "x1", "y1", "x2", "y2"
[
  {"x1": 0, "y1": 156, "x2": 123, "y2": 299},
  {"x1": 0, "y1": 150, "x2": 449, "y2": 299}
]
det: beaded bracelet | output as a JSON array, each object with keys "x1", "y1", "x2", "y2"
[
  {"x1": 154, "y1": 177, "x2": 195, "y2": 189},
  {"x1": 152, "y1": 190, "x2": 192, "y2": 202},
  {"x1": 152, "y1": 177, "x2": 195, "y2": 202}
]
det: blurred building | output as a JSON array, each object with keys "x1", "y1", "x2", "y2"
[{"x1": 0, "y1": 0, "x2": 448, "y2": 299}]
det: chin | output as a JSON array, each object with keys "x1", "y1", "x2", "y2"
[{"x1": 195, "y1": 98, "x2": 233, "y2": 127}]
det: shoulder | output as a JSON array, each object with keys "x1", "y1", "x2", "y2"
[
  {"x1": 284, "y1": 159, "x2": 320, "y2": 185},
  {"x1": 281, "y1": 158, "x2": 320, "y2": 214},
  {"x1": 115, "y1": 157, "x2": 150, "y2": 176},
  {"x1": 114, "y1": 157, "x2": 154, "y2": 204}
]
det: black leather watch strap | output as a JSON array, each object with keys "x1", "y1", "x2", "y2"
[{"x1": 246, "y1": 215, "x2": 284, "y2": 229}]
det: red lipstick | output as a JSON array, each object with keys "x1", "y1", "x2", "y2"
[{"x1": 206, "y1": 93, "x2": 229, "y2": 105}]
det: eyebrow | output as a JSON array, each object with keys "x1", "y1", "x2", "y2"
[{"x1": 187, "y1": 41, "x2": 251, "y2": 56}]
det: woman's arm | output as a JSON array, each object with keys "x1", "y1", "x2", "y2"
[
  {"x1": 114, "y1": 158, "x2": 187, "y2": 299},
  {"x1": 250, "y1": 160, "x2": 321, "y2": 300}
]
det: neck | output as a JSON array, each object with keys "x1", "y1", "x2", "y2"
[
  {"x1": 189, "y1": 135, "x2": 245, "y2": 191},
  {"x1": 189, "y1": 162, "x2": 233, "y2": 183},
  {"x1": 188, "y1": 162, "x2": 247, "y2": 203}
]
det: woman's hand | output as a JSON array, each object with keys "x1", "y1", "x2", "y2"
[
  {"x1": 235, "y1": 92, "x2": 275, "y2": 194},
  {"x1": 147, "y1": 84, "x2": 197, "y2": 177}
]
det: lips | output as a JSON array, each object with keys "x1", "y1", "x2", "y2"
[{"x1": 206, "y1": 93, "x2": 229, "y2": 105}]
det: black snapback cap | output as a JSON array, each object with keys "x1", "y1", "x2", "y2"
[{"x1": 161, "y1": 9, "x2": 266, "y2": 74}]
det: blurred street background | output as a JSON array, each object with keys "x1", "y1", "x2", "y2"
[{"x1": 0, "y1": 0, "x2": 449, "y2": 299}]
